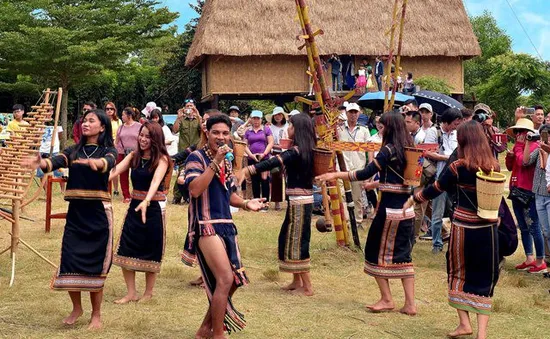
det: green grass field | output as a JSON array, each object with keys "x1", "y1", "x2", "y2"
[{"x1": 0, "y1": 180, "x2": 549, "y2": 339}]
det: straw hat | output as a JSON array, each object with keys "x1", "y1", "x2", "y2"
[
  {"x1": 265, "y1": 106, "x2": 288, "y2": 124},
  {"x1": 505, "y1": 118, "x2": 536, "y2": 139}
]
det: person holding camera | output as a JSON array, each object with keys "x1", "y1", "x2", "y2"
[
  {"x1": 523, "y1": 124, "x2": 550, "y2": 274},
  {"x1": 506, "y1": 118, "x2": 546, "y2": 273},
  {"x1": 172, "y1": 99, "x2": 201, "y2": 204},
  {"x1": 115, "y1": 107, "x2": 142, "y2": 203}
]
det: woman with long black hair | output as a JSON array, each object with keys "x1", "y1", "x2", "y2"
[
  {"x1": 404, "y1": 121, "x2": 501, "y2": 339},
  {"x1": 317, "y1": 112, "x2": 417, "y2": 314},
  {"x1": 110, "y1": 122, "x2": 171, "y2": 304},
  {"x1": 24, "y1": 109, "x2": 117, "y2": 329},
  {"x1": 237, "y1": 113, "x2": 316, "y2": 295}
]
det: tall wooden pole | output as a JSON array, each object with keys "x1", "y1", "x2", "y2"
[
  {"x1": 296, "y1": 0, "x2": 356, "y2": 247},
  {"x1": 383, "y1": 0, "x2": 400, "y2": 112},
  {"x1": 389, "y1": 0, "x2": 408, "y2": 109}
]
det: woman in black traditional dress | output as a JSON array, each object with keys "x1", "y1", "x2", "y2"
[
  {"x1": 236, "y1": 112, "x2": 316, "y2": 296},
  {"x1": 317, "y1": 112, "x2": 417, "y2": 315},
  {"x1": 24, "y1": 109, "x2": 117, "y2": 329},
  {"x1": 110, "y1": 121, "x2": 170, "y2": 303},
  {"x1": 404, "y1": 121, "x2": 500, "y2": 339}
]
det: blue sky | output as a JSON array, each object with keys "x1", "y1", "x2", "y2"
[{"x1": 161, "y1": 0, "x2": 549, "y2": 60}]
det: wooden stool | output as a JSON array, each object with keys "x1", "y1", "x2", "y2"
[{"x1": 45, "y1": 176, "x2": 67, "y2": 233}]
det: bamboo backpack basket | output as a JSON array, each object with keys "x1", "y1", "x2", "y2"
[
  {"x1": 403, "y1": 147, "x2": 425, "y2": 187},
  {"x1": 232, "y1": 140, "x2": 247, "y2": 171},
  {"x1": 476, "y1": 168, "x2": 506, "y2": 219},
  {"x1": 313, "y1": 148, "x2": 333, "y2": 176}
]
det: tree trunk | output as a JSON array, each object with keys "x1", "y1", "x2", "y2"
[{"x1": 60, "y1": 76, "x2": 69, "y2": 149}]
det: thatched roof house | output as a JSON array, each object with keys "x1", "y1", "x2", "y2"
[{"x1": 187, "y1": 0, "x2": 480, "y2": 103}]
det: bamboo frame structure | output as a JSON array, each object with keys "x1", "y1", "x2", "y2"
[
  {"x1": 295, "y1": 0, "x2": 383, "y2": 248},
  {"x1": 0, "y1": 88, "x2": 61, "y2": 287}
]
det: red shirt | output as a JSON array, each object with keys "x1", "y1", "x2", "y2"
[{"x1": 506, "y1": 140, "x2": 538, "y2": 191}]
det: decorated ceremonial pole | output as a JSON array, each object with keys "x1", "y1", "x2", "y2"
[{"x1": 295, "y1": 0, "x2": 354, "y2": 247}]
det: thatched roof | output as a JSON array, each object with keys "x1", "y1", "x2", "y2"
[{"x1": 186, "y1": 0, "x2": 481, "y2": 66}]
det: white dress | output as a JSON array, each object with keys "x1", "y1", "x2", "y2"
[{"x1": 162, "y1": 125, "x2": 178, "y2": 156}]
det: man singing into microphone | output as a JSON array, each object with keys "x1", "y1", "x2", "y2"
[{"x1": 183, "y1": 114, "x2": 265, "y2": 338}]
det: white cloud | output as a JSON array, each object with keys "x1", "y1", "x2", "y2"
[{"x1": 520, "y1": 12, "x2": 549, "y2": 26}]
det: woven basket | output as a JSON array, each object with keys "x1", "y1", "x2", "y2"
[
  {"x1": 404, "y1": 147, "x2": 425, "y2": 187},
  {"x1": 313, "y1": 148, "x2": 333, "y2": 176},
  {"x1": 279, "y1": 138, "x2": 293, "y2": 149},
  {"x1": 233, "y1": 140, "x2": 247, "y2": 171},
  {"x1": 476, "y1": 169, "x2": 506, "y2": 219}
]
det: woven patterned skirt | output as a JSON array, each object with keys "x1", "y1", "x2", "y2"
[
  {"x1": 364, "y1": 207, "x2": 415, "y2": 279},
  {"x1": 196, "y1": 222, "x2": 249, "y2": 334},
  {"x1": 51, "y1": 200, "x2": 113, "y2": 292},
  {"x1": 278, "y1": 202, "x2": 313, "y2": 273},
  {"x1": 447, "y1": 222, "x2": 499, "y2": 315},
  {"x1": 113, "y1": 199, "x2": 166, "y2": 273}
]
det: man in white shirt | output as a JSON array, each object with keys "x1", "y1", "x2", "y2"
[
  {"x1": 405, "y1": 111, "x2": 425, "y2": 144},
  {"x1": 338, "y1": 103, "x2": 371, "y2": 224},
  {"x1": 423, "y1": 108, "x2": 463, "y2": 253},
  {"x1": 419, "y1": 103, "x2": 437, "y2": 142}
]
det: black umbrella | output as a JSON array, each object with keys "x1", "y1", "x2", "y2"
[
  {"x1": 412, "y1": 90, "x2": 464, "y2": 114},
  {"x1": 357, "y1": 91, "x2": 415, "y2": 111}
]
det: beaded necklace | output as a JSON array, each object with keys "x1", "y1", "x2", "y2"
[{"x1": 203, "y1": 145, "x2": 232, "y2": 189}]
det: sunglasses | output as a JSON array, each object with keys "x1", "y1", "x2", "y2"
[
  {"x1": 184, "y1": 99, "x2": 195, "y2": 104},
  {"x1": 106, "y1": 107, "x2": 115, "y2": 111}
]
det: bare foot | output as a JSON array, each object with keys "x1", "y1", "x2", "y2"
[
  {"x1": 366, "y1": 299, "x2": 395, "y2": 313},
  {"x1": 281, "y1": 281, "x2": 302, "y2": 291},
  {"x1": 290, "y1": 286, "x2": 314, "y2": 296},
  {"x1": 139, "y1": 294, "x2": 153, "y2": 303},
  {"x1": 62, "y1": 308, "x2": 83, "y2": 325},
  {"x1": 194, "y1": 327, "x2": 213, "y2": 339},
  {"x1": 87, "y1": 315, "x2": 102, "y2": 330},
  {"x1": 399, "y1": 305, "x2": 417, "y2": 316},
  {"x1": 114, "y1": 294, "x2": 139, "y2": 304},
  {"x1": 190, "y1": 276, "x2": 203, "y2": 286},
  {"x1": 447, "y1": 324, "x2": 473, "y2": 338}
]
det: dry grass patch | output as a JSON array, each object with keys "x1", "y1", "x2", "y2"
[{"x1": 0, "y1": 180, "x2": 548, "y2": 338}]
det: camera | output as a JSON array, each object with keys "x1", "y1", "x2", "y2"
[
  {"x1": 185, "y1": 108, "x2": 192, "y2": 114},
  {"x1": 526, "y1": 132, "x2": 541, "y2": 142},
  {"x1": 472, "y1": 112, "x2": 488, "y2": 123},
  {"x1": 524, "y1": 107, "x2": 535, "y2": 115}
]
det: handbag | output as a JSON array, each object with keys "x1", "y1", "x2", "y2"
[{"x1": 507, "y1": 186, "x2": 534, "y2": 206}]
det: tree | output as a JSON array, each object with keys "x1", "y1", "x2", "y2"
[
  {"x1": 414, "y1": 76, "x2": 452, "y2": 95},
  {"x1": 476, "y1": 53, "x2": 550, "y2": 123},
  {"x1": 0, "y1": 0, "x2": 178, "y2": 147},
  {"x1": 464, "y1": 11, "x2": 512, "y2": 91},
  {"x1": 161, "y1": 0, "x2": 204, "y2": 108}
]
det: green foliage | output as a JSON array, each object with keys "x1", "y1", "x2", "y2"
[
  {"x1": 414, "y1": 76, "x2": 452, "y2": 95},
  {"x1": 0, "y1": 0, "x2": 178, "y2": 146},
  {"x1": 464, "y1": 11, "x2": 550, "y2": 125},
  {"x1": 160, "y1": 1, "x2": 204, "y2": 107},
  {"x1": 465, "y1": 11, "x2": 512, "y2": 90}
]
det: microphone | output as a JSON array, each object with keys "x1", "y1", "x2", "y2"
[{"x1": 217, "y1": 141, "x2": 234, "y2": 161}]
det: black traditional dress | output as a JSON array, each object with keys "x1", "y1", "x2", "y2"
[
  {"x1": 113, "y1": 159, "x2": 167, "y2": 273},
  {"x1": 184, "y1": 148, "x2": 247, "y2": 334},
  {"x1": 248, "y1": 146, "x2": 313, "y2": 273},
  {"x1": 414, "y1": 160, "x2": 499, "y2": 315},
  {"x1": 348, "y1": 144, "x2": 415, "y2": 279},
  {"x1": 172, "y1": 145, "x2": 200, "y2": 267},
  {"x1": 45, "y1": 144, "x2": 117, "y2": 291}
]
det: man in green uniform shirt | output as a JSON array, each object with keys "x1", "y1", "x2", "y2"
[{"x1": 171, "y1": 99, "x2": 201, "y2": 204}]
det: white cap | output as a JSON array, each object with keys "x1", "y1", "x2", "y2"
[
  {"x1": 289, "y1": 110, "x2": 300, "y2": 116},
  {"x1": 419, "y1": 103, "x2": 433, "y2": 113},
  {"x1": 142, "y1": 101, "x2": 158, "y2": 117},
  {"x1": 346, "y1": 102, "x2": 361, "y2": 112}
]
